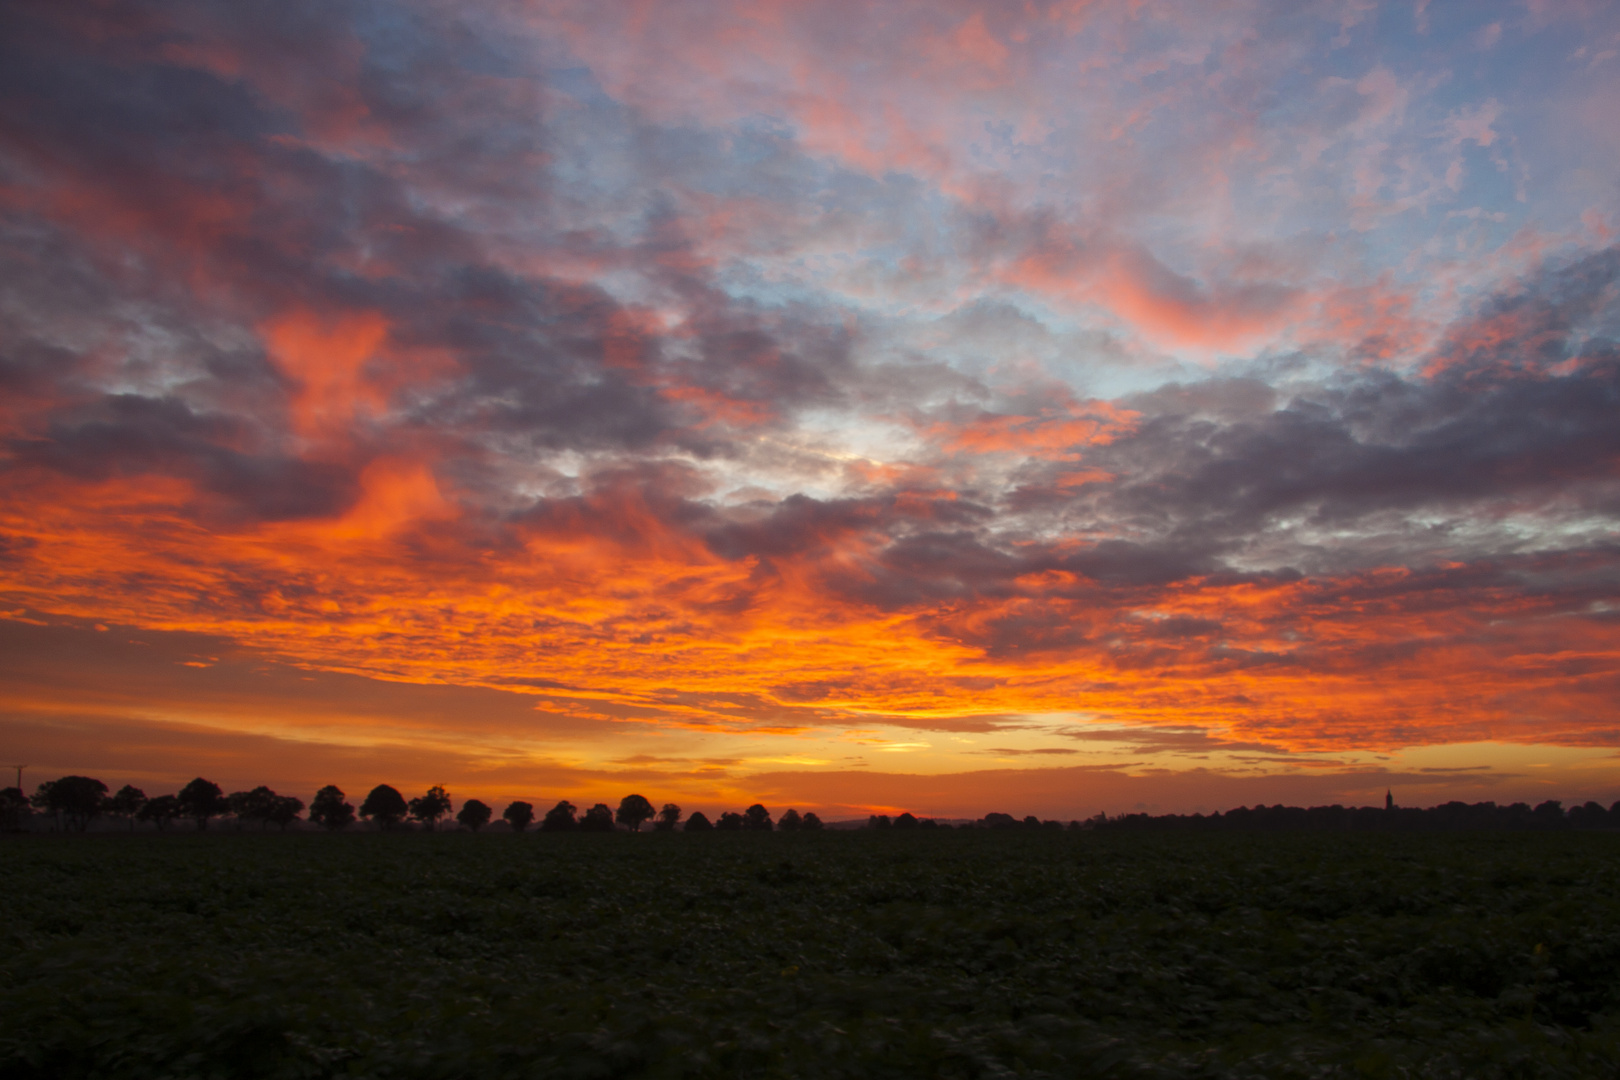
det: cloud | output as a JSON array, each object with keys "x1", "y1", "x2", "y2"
[{"x1": 1, "y1": 0, "x2": 1619, "y2": 797}]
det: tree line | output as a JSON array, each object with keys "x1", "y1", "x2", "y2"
[
  {"x1": 5, "y1": 775, "x2": 1617, "y2": 835},
  {"x1": 0, "y1": 776, "x2": 829, "y2": 834}
]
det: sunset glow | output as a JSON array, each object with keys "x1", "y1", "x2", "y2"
[{"x1": 2, "y1": 0, "x2": 1618, "y2": 817}]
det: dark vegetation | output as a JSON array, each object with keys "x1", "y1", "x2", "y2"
[{"x1": 4, "y1": 829, "x2": 1620, "y2": 1079}]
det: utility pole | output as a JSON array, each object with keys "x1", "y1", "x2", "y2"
[{"x1": 10, "y1": 765, "x2": 23, "y2": 792}]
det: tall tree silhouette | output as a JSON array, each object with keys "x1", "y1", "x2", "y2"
[
  {"x1": 176, "y1": 778, "x2": 228, "y2": 831},
  {"x1": 541, "y1": 800, "x2": 577, "y2": 832},
  {"x1": 137, "y1": 794, "x2": 181, "y2": 831},
  {"x1": 777, "y1": 808, "x2": 802, "y2": 831},
  {"x1": 360, "y1": 784, "x2": 408, "y2": 830},
  {"x1": 409, "y1": 785, "x2": 452, "y2": 831},
  {"x1": 457, "y1": 799, "x2": 492, "y2": 831},
  {"x1": 32, "y1": 776, "x2": 107, "y2": 831},
  {"x1": 615, "y1": 794, "x2": 654, "y2": 831},
  {"x1": 655, "y1": 803, "x2": 682, "y2": 831},
  {"x1": 228, "y1": 786, "x2": 279, "y2": 829},
  {"x1": 579, "y1": 803, "x2": 615, "y2": 832},
  {"x1": 502, "y1": 801, "x2": 535, "y2": 832},
  {"x1": 310, "y1": 786, "x2": 354, "y2": 830},
  {"x1": 107, "y1": 785, "x2": 147, "y2": 831},
  {"x1": 266, "y1": 795, "x2": 304, "y2": 830},
  {"x1": 744, "y1": 804, "x2": 774, "y2": 831},
  {"x1": 310, "y1": 786, "x2": 355, "y2": 831}
]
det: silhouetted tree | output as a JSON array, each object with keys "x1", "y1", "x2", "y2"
[
  {"x1": 503, "y1": 801, "x2": 535, "y2": 832},
  {"x1": 579, "y1": 803, "x2": 615, "y2": 831},
  {"x1": 982, "y1": 812, "x2": 1018, "y2": 829},
  {"x1": 310, "y1": 785, "x2": 355, "y2": 831},
  {"x1": 683, "y1": 811, "x2": 713, "y2": 832},
  {"x1": 801, "y1": 811, "x2": 823, "y2": 830},
  {"x1": 1569, "y1": 801, "x2": 1609, "y2": 829},
  {"x1": 33, "y1": 776, "x2": 108, "y2": 832},
  {"x1": 778, "y1": 808, "x2": 802, "y2": 831},
  {"x1": 106, "y1": 785, "x2": 147, "y2": 831},
  {"x1": 360, "y1": 784, "x2": 409, "y2": 830},
  {"x1": 1533, "y1": 800, "x2": 1566, "y2": 829},
  {"x1": 716, "y1": 811, "x2": 745, "y2": 830},
  {"x1": 409, "y1": 785, "x2": 453, "y2": 831},
  {"x1": 893, "y1": 812, "x2": 918, "y2": 829},
  {"x1": 266, "y1": 795, "x2": 304, "y2": 830},
  {"x1": 541, "y1": 800, "x2": 577, "y2": 832},
  {"x1": 616, "y1": 793, "x2": 655, "y2": 831},
  {"x1": 919, "y1": 817, "x2": 939, "y2": 829},
  {"x1": 229, "y1": 786, "x2": 279, "y2": 829},
  {"x1": 1022, "y1": 815, "x2": 1041, "y2": 828},
  {"x1": 457, "y1": 799, "x2": 492, "y2": 831},
  {"x1": 138, "y1": 794, "x2": 182, "y2": 831},
  {"x1": 868, "y1": 814, "x2": 891, "y2": 830},
  {"x1": 744, "y1": 804, "x2": 773, "y2": 831},
  {"x1": 654, "y1": 802, "x2": 681, "y2": 831},
  {"x1": 0, "y1": 787, "x2": 29, "y2": 832},
  {"x1": 177, "y1": 778, "x2": 229, "y2": 831}
]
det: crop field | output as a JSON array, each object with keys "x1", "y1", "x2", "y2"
[{"x1": 4, "y1": 830, "x2": 1620, "y2": 1079}]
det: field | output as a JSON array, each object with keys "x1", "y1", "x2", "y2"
[{"x1": 4, "y1": 831, "x2": 1620, "y2": 1079}]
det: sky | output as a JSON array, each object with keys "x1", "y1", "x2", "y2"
[{"x1": 2, "y1": 0, "x2": 1618, "y2": 820}]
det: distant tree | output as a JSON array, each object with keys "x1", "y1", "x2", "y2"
[
  {"x1": 309, "y1": 785, "x2": 355, "y2": 831},
  {"x1": 177, "y1": 778, "x2": 229, "y2": 831},
  {"x1": 408, "y1": 785, "x2": 453, "y2": 831},
  {"x1": 457, "y1": 799, "x2": 493, "y2": 831},
  {"x1": 266, "y1": 795, "x2": 305, "y2": 830},
  {"x1": 868, "y1": 814, "x2": 891, "y2": 830},
  {"x1": 1022, "y1": 815, "x2": 1041, "y2": 828},
  {"x1": 35, "y1": 776, "x2": 109, "y2": 831},
  {"x1": 744, "y1": 804, "x2": 774, "y2": 831},
  {"x1": 1569, "y1": 801, "x2": 1609, "y2": 829},
  {"x1": 777, "y1": 808, "x2": 803, "y2": 832},
  {"x1": 715, "y1": 811, "x2": 745, "y2": 831},
  {"x1": 360, "y1": 784, "x2": 409, "y2": 830},
  {"x1": 616, "y1": 794, "x2": 655, "y2": 831},
  {"x1": 229, "y1": 786, "x2": 279, "y2": 830},
  {"x1": 540, "y1": 800, "x2": 577, "y2": 832},
  {"x1": 138, "y1": 794, "x2": 182, "y2": 831},
  {"x1": 893, "y1": 812, "x2": 918, "y2": 829},
  {"x1": 503, "y1": 801, "x2": 535, "y2": 832},
  {"x1": 800, "y1": 811, "x2": 823, "y2": 830},
  {"x1": 106, "y1": 785, "x2": 147, "y2": 831},
  {"x1": 579, "y1": 803, "x2": 615, "y2": 831},
  {"x1": 654, "y1": 802, "x2": 681, "y2": 831},
  {"x1": 982, "y1": 812, "x2": 1018, "y2": 829},
  {"x1": 0, "y1": 787, "x2": 29, "y2": 832},
  {"x1": 683, "y1": 811, "x2": 713, "y2": 832},
  {"x1": 1533, "y1": 800, "x2": 1566, "y2": 829}
]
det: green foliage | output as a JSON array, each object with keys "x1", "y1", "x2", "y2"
[{"x1": 6, "y1": 832, "x2": 1619, "y2": 1079}]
